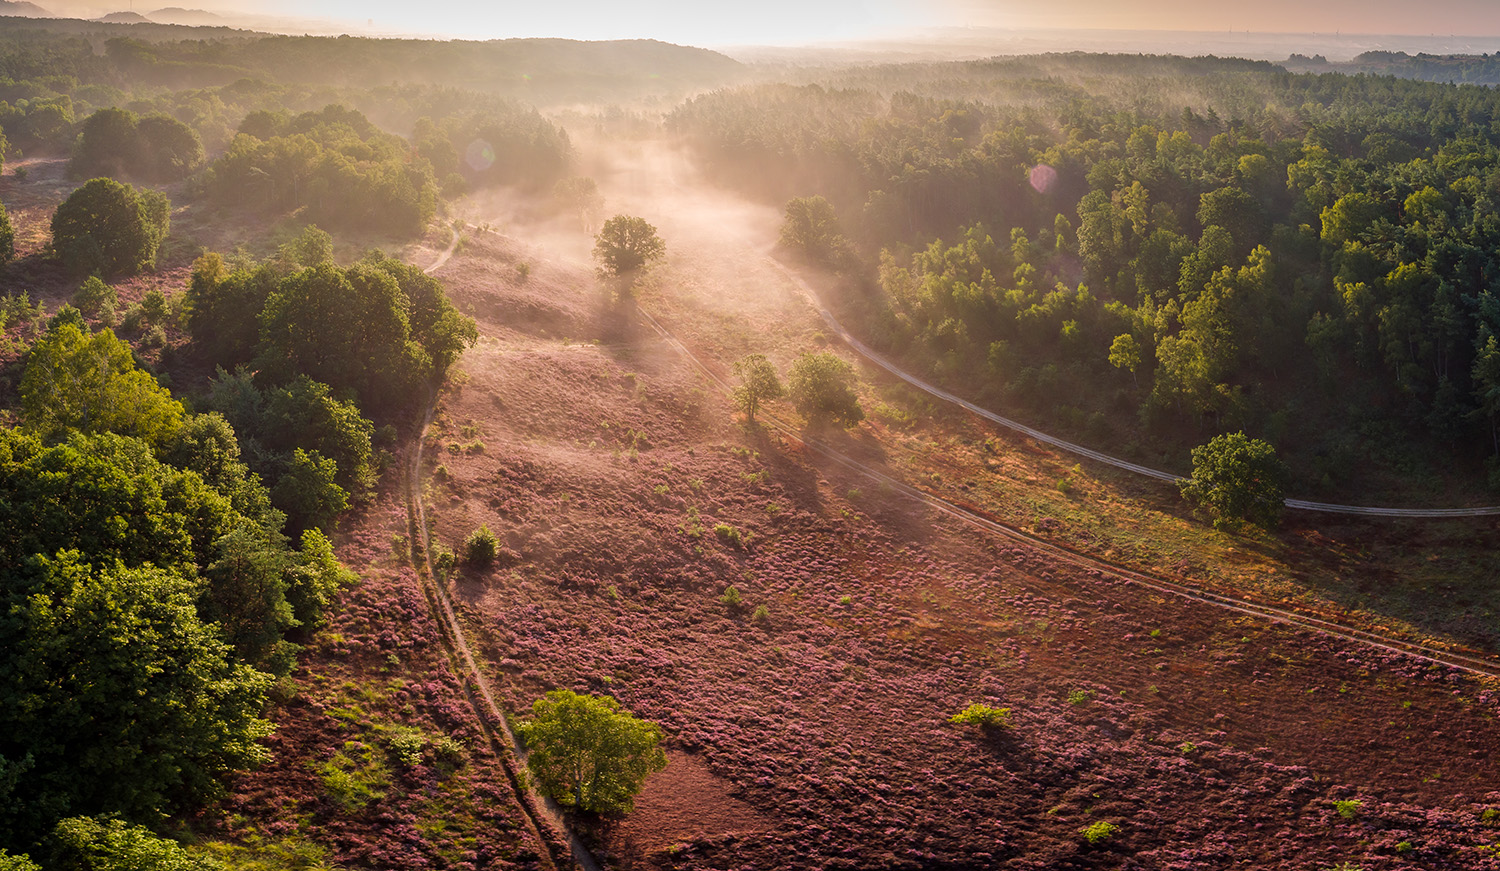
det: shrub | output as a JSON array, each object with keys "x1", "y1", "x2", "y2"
[
  {"x1": 464, "y1": 524, "x2": 499, "y2": 567},
  {"x1": 752, "y1": 604, "x2": 770, "y2": 623},
  {"x1": 948, "y1": 703, "x2": 1012, "y2": 730},
  {"x1": 713, "y1": 523, "x2": 742, "y2": 547},
  {"x1": 1080, "y1": 821, "x2": 1120, "y2": 845},
  {"x1": 72, "y1": 276, "x2": 117, "y2": 316},
  {"x1": 718, "y1": 585, "x2": 742, "y2": 607},
  {"x1": 384, "y1": 726, "x2": 427, "y2": 767},
  {"x1": 318, "y1": 741, "x2": 390, "y2": 812},
  {"x1": 1332, "y1": 798, "x2": 1362, "y2": 820}
]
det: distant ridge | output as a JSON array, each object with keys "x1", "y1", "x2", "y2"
[
  {"x1": 147, "y1": 6, "x2": 223, "y2": 25},
  {"x1": 0, "y1": 0, "x2": 52, "y2": 17},
  {"x1": 95, "y1": 10, "x2": 149, "y2": 23}
]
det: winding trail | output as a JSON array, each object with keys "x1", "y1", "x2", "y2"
[
  {"x1": 768, "y1": 259, "x2": 1500, "y2": 518},
  {"x1": 408, "y1": 228, "x2": 600, "y2": 871}
]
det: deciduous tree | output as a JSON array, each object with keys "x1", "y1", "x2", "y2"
[
  {"x1": 592, "y1": 215, "x2": 664, "y2": 285},
  {"x1": 516, "y1": 690, "x2": 666, "y2": 814},
  {"x1": 50, "y1": 178, "x2": 169, "y2": 277},
  {"x1": 1180, "y1": 431, "x2": 1289, "y2": 529},
  {"x1": 732, "y1": 354, "x2": 784, "y2": 422},
  {"x1": 788, "y1": 351, "x2": 863, "y2": 428}
]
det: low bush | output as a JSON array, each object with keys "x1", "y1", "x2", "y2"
[
  {"x1": 948, "y1": 703, "x2": 1012, "y2": 731},
  {"x1": 464, "y1": 525, "x2": 499, "y2": 567}
]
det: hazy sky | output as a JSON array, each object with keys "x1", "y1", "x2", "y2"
[{"x1": 165, "y1": 0, "x2": 1500, "y2": 45}]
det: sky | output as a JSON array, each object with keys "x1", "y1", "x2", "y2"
[{"x1": 85, "y1": 0, "x2": 1500, "y2": 45}]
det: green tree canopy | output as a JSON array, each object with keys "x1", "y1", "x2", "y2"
[
  {"x1": 787, "y1": 351, "x2": 864, "y2": 428},
  {"x1": 50, "y1": 178, "x2": 170, "y2": 277},
  {"x1": 516, "y1": 690, "x2": 667, "y2": 815},
  {"x1": 780, "y1": 195, "x2": 843, "y2": 261},
  {"x1": 21, "y1": 321, "x2": 185, "y2": 451},
  {"x1": 0, "y1": 553, "x2": 271, "y2": 845},
  {"x1": 732, "y1": 353, "x2": 784, "y2": 422},
  {"x1": 1180, "y1": 431, "x2": 1290, "y2": 529},
  {"x1": 592, "y1": 215, "x2": 665, "y2": 284},
  {"x1": 47, "y1": 817, "x2": 208, "y2": 871}
]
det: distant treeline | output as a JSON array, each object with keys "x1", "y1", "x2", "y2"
[
  {"x1": 0, "y1": 21, "x2": 743, "y2": 105},
  {"x1": 1284, "y1": 50, "x2": 1500, "y2": 85},
  {"x1": 675, "y1": 54, "x2": 1500, "y2": 493}
]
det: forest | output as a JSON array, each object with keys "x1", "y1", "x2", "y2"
[
  {"x1": 0, "y1": 13, "x2": 1498, "y2": 871},
  {"x1": 670, "y1": 54, "x2": 1500, "y2": 496}
]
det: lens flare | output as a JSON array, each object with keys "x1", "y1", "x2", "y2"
[
  {"x1": 1029, "y1": 163, "x2": 1057, "y2": 194},
  {"x1": 465, "y1": 139, "x2": 496, "y2": 172}
]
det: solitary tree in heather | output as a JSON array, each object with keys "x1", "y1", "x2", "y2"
[
  {"x1": 516, "y1": 689, "x2": 666, "y2": 814},
  {"x1": 788, "y1": 351, "x2": 863, "y2": 428},
  {"x1": 592, "y1": 214, "x2": 664, "y2": 289},
  {"x1": 1180, "y1": 431, "x2": 1289, "y2": 530},
  {"x1": 732, "y1": 353, "x2": 784, "y2": 423}
]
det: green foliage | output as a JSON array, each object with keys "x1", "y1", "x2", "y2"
[
  {"x1": 48, "y1": 817, "x2": 208, "y2": 871},
  {"x1": 0, "y1": 552, "x2": 272, "y2": 844},
  {"x1": 948, "y1": 703, "x2": 1012, "y2": 730},
  {"x1": 284, "y1": 529, "x2": 356, "y2": 630},
  {"x1": 1180, "y1": 432, "x2": 1289, "y2": 530},
  {"x1": 751, "y1": 604, "x2": 770, "y2": 622},
  {"x1": 1079, "y1": 821, "x2": 1120, "y2": 845},
  {"x1": 70, "y1": 107, "x2": 204, "y2": 182},
  {"x1": 252, "y1": 256, "x2": 475, "y2": 419},
  {"x1": 270, "y1": 448, "x2": 349, "y2": 535},
  {"x1": 72, "y1": 277, "x2": 118, "y2": 318},
  {"x1": 516, "y1": 689, "x2": 667, "y2": 814},
  {"x1": 780, "y1": 195, "x2": 844, "y2": 262},
  {"x1": 0, "y1": 201, "x2": 13, "y2": 266},
  {"x1": 318, "y1": 741, "x2": 390, "y2": 813},
  {"x1": 201, "y1": 521, "x2": 297, "y2": 673},
  {"x1": 0, "y1": 429, "x2": 230, "y2": 573},
  {"x1": 788, "y1": 351, "x2": 864, "y2": 428},
  {"x1": 732, "y1": 353, "x2": 784, "y2": 422},
  {"x1": 50, "y1": 177, "x2": 170, "y2": 277},
  {"x1": 203, "y1": 104, "x2": 437, "y2": 236},
  {"x1": 463, "y1": 525, "x2": 499, "y2": 567},
  {"x1": 1332, "y1": 798, "x2": 1363, "y2": 820},
  {"x1": 593, "y1": 214, "x2": 665, "y2": 283},
  {"x1": 0, "y1": 851, "x2": 38, "y2": 871},
  {"x1": 718, "y1": 585, "x2": 743, "y2": 607},
  {"x1": 21, "y1": 321, "x2": 185, "y2": 451},
  {"x1": 261, "y1": 377, "x2": 377, "y2": 494},
  {"x1": 184, "y1": 253, "x2": 279, "y2": 371}
]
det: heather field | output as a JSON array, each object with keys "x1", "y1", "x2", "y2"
[
  {"x1": 194, "y1": 487, "x2": 555, "y2": 871},
  {"x1": 414, "y1": 220, "x2": 1500, "y2": 870}
]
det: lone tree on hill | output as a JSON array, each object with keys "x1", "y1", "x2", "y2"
[
  {"x1": 1180, "y1": 431, "x2": 1289, "y2": 530},
  {"x1": 732, "y1": 353, "x2": 784, "y2": 423},
  {"x1": 516, "y1": 689, "x2": 667, "y2": 814},
  {"x1": 788, "y1": 351, "x2": 864, "y2": 428},
  {"x1": 51, "y1": 177, "x2": 170, "y2": 276},
  {"x1": 592, "y1": 214, "x2": 664, "y2": 287}
]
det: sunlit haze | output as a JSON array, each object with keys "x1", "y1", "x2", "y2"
[{"x1": 136, "y1": 0, "x2": 1500, "y2": 45}]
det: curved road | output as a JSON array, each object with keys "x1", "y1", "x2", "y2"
[{"x1": 768, "y1": 259, "x2": 1500, "y2": 519}]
